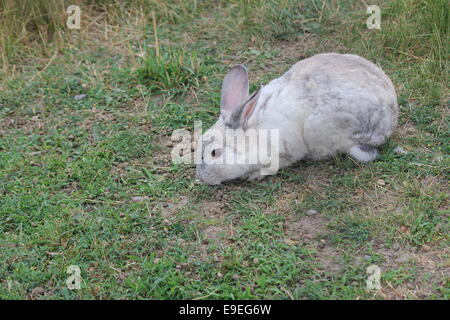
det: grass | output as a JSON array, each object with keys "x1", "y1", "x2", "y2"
[
  {"x1": 0, "y1": 0, "x2": 449, "y2": 299},
  {"x1": 137, "y1": 47, "x2": 209, "y2": 94}
]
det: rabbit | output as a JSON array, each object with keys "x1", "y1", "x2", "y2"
[{"x1": 196, "y1": 53, "x2": 398, "y2": 185}]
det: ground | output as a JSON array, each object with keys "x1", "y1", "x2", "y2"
[{"x1": 0, "y1": 0, "x2": 448, "y2": 299}]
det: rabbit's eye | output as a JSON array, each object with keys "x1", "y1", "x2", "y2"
[{"x1": 211, "y1": 149, "x2": 221, "y2": 158}]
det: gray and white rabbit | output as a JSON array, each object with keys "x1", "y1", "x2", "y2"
[{"x1": 196, "y1": 53, "x2": 398, "y2": 185}]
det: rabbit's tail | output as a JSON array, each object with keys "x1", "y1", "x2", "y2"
[{"x1": 348, "y1": 144, "x2": 378, "y2": 162}]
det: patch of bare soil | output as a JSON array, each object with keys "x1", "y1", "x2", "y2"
[
  {"x1": 277, "y1": 34, "x2": 319, "y2": 62},
  {"x1": 164, "y1": 194, "x2": 237, "y2": 265},
  {"x1": 155, "y1": 196, "x2": 190, "y2": 219},
  {"x1": 196, "y1": 199, "x2": 235, "y2": 254},
  {"x1": 395, "y1": 120, "x2": 419, "y2": 138},
  {"x1": 284, "y1": 211, "x2": 343, "y2": 274},
  {"x1": 259, "y1": 170, "x2": 344, "y2": 273},
  {"x1": 202, "y1": 225, "x2": 228, "y2": 243},
  {"x1": 373, "y1": 241, "x2": 450, "y2": 299},
  {"x1": 348, "y1": 185, "x2": 405, "y2": 218},
  {"x1": 153, "y1": 134, "x2": 193, "y2": 169},
  {"x1": 0, "y1": 114, "x2": 45, "y2": 135},
  {"x1": 250, "y1": 34, "x2": 320, "y2": 82},
  {"x1": 285, "y1": 213, "x2": 330, "y2": 243}
]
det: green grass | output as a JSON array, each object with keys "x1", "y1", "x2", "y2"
[
  {"x1": 137, "y1": 48, "x2": 211, "y2": 94},
  {"x1": 0, "y1": 0, "x2": 449, "y2": 299}
]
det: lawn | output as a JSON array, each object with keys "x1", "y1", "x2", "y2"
[{"x1": 0, "y1": 0, "x2": 448, "y2": 299}]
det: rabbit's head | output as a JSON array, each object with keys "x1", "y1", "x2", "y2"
[{"x1": 195, "y1": 65, "x2": 267, "y2": 185}]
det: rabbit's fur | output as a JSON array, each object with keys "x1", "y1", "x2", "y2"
[{"x1": 196, "y1": 53, "x2": 398, "y2": 185}]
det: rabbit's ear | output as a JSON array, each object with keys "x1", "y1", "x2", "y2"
[
  {"x1": 227, "y1": 86, "x2": 262, "y2": 129},
  {"x1": 220, "y1": 65, "x2": 249, "y2": 118}
]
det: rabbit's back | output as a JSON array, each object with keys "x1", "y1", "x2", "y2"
[
  {"x1": 276, "y1": 53, "x2": 398, "y2": 159},
  {"x1": 286, "y1": 53, "x2": 397, "y2": 112}
]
